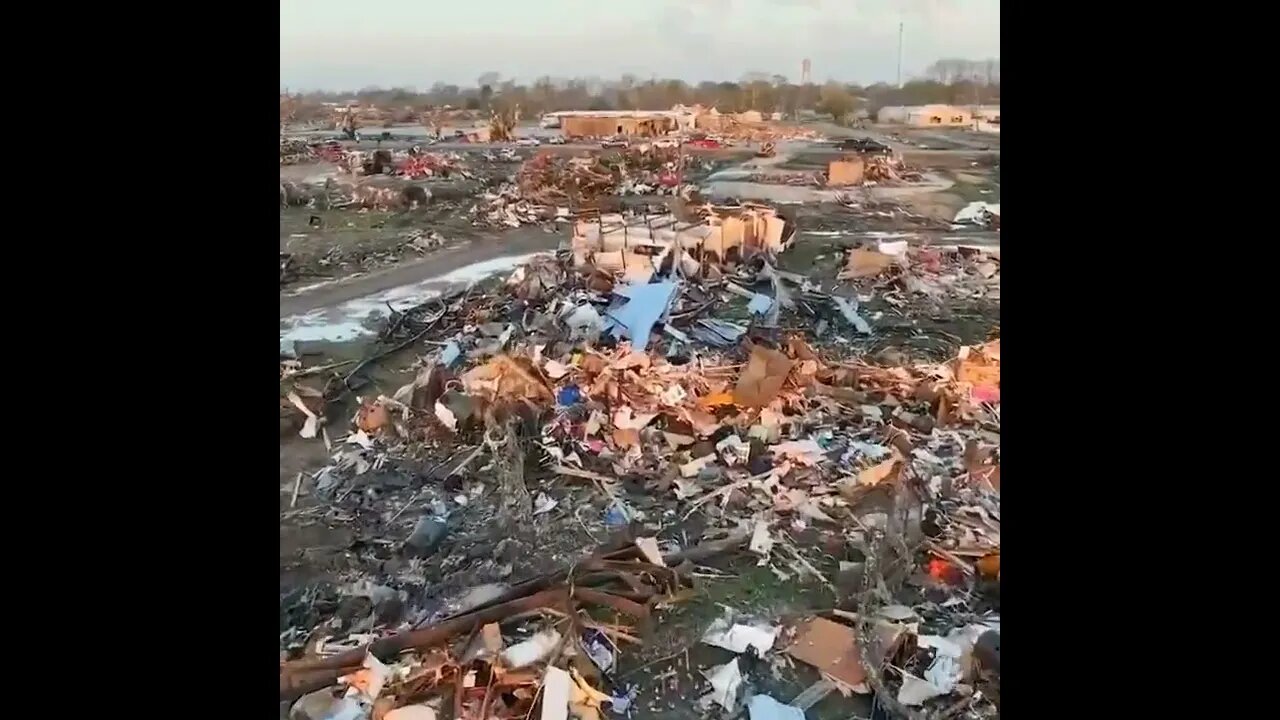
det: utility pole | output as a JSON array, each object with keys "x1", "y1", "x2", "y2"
[{"x1": 896, "y1": 22, "x2": 904, "y2": 88}]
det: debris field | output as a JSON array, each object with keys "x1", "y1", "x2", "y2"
[{"x1": 280, "y1": 121, "x2": 1000, "y2": 720}]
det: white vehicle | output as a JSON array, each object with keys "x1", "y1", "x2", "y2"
[
  {"x1": 653, "y1": 138, "x2": 679, "y2": 149},
  {"x1": 514, "y1": 137, "x2": 540, "y2": 147}
]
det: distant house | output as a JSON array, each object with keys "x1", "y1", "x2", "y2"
[
  {"x1": 545, "y1": 110, "x2": 687, "y2": 138},
  {"x1": 876, "y1": 104, "x2": 972, "y2": 126},
  {"x1": 971, "y1": 105, "x2": 1000, "y2": 122}
]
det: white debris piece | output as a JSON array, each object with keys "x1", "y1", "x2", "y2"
[
  {"x1": 540, "y1": 666, "x2": 572, "y2": 720},
  {"x1": 702, "y1": 612, "x2": 779, "y2": 655},
  {"x1": 898, "y1": 672, "x2": 948, "y2": 706},
  {"x1": 701, "y1": 658, "x2": 743, "y2": 711},
  {"x1": 501, "y1": 629, "x2": 562, "y2": 669},
  {"x1": 747, "y1": 694, "x2": 806, "y2": 720},
  {"x1": 951, "y1": 201, "x2": 1001, "y2": 226}
]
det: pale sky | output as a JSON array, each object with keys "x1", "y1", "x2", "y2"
[{"x1": 280, "y1": 0, "x2": 999, "y2": 91}]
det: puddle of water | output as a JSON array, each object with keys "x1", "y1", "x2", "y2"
[{"x1": 280, "y1": 252, "x2": 546, "y2": 352}]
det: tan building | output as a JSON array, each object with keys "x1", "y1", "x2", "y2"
[
  {"x1": 877, "y1": 104, "x2": 972, "y2": 126},
  {"x1": 561, "y1": 115, "x2": 676, "y2": 138},
  {"x1": 971, "y1": 105, "x2": 1000, "y2": 122},
  {"x1": 552, "y1": 111, "x2": 682, "y2": 138}
]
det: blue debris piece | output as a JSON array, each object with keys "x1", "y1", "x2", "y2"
[
  {"x1": 689, "y1": 319, "x2": 747, "y2": 347},
  {"x1": 747, "y1": 293, "x2": 774, "y2": 316},
  {"x1": 557, "y1": 384, "x2": 582, "y2": 406},
  {"x1": 603, "y1": 503, "x2": 630, "y2": 527},
  {"x1": 441, "y1": 340, "x2": 462, "y2": 367},
  {"x1": 831, "y1": 296, "x2": 872, "y2": 334},
  {"x1": 747, "y1": 694, "x2": 806, "y2": 720},
  {"x1": 605, "y1": 281, "x2": 679, "y2": 351}
]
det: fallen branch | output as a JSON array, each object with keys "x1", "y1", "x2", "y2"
[
  {"x1": 681, "y1": 470, "x2": 774, "y2": 520},
  {"x1": 280, "y1": 531, "x2": 749, "y2": 701},
  {"x1": 282, "y1": 359, "x2": 356, "y2": 381}
]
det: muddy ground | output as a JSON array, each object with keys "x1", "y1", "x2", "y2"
[{"x1": 279, "y1": 127, "x2": 998, "y2": 719}]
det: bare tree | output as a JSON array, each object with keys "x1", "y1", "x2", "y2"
[{"x1": 817, "y1": 81, "x2": 857, "y2": 124}]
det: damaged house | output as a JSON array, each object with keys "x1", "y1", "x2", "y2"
[{"x1": 551, "y1": 111, "x2": 685, "y2": 138}]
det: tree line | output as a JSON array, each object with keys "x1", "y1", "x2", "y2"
[{"x1": 283, "y1": 61, "x2": 1000, "y2": 126}]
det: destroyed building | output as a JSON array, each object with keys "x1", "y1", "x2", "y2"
[
  {"x1": 552, "y1": 111, "x2": 684, "y2": 138},
  {"x1": 571, "y1": 204, "x2": 792, "y2": 284}
]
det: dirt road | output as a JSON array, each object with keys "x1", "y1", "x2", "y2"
[{"x1": 281, "y1": 228, "x2": 558, "y2": 318}]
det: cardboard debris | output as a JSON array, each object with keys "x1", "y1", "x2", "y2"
[
  {"x1": 462, "y1": 355, "x2": 553, "y2": 402},
  {"x1": 785, "y1": 618, "x2": 867, "y2": 688},
  {"x1": 634, "y1": 537, "x2": 666, "y2": 566},
  {"x1": 733, "y1": 345, "x2": 796, "y2": 408},
  {"x1": 839, "y1": 248, "x2": 898, "y2": 279},
  {"x1": 827, "y1": 157, "x2": 865, "y2": 186},
  {"x1": 568, "y1": 667, "x2": 612, "y2": 720},
  {"x1": 572, "y1": 204, "x2": 792, "y2": 274}
]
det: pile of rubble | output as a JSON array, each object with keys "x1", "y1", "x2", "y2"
[
  {"x1": 281, "y1": 178, "x2": 431, "y2": 212},
  {"x1": 396, "y1": 151, "x2": 472, "y2": 180},
  {"x1": 280, "y1": 200, "x2": 1000, "y2": 720},
  {"x1": 281, "y1": 138, "x2": 315, "y2": 165},
  {"x1": 570, "y1": 204, "x2": 791, "y2": 285},
  {"x1": 864, "y1": 155, "x2": 924, "y2": 184},
  {"x1": 827, "y1": 154, "x2": 924, "y2": 188},
  {"x1": 748, "y1": 171, "x2": 825, "y2": 187},
  {"x1": 470, "y1": 148, "x2": 705, "y2": 229},
  {"x1": 713, "y1": 121, "x2": 822, "y2": 144}
]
